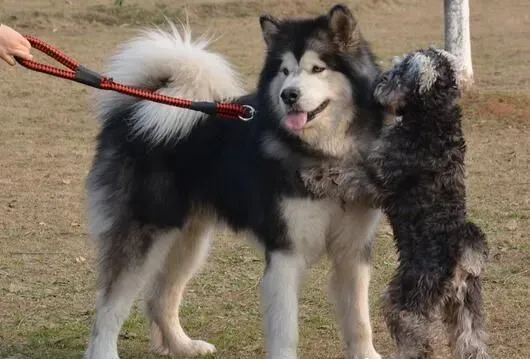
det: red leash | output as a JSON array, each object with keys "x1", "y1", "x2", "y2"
[{"x1": 15, "y1": 36, "x2": 255, "y2": 121}]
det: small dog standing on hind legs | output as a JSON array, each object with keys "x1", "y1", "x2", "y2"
[{"x1": 301, "y1": 48, "x2": 490, "y2": 359}]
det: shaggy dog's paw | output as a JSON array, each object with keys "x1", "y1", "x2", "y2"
[{"x1": 299, "y1": 165, "x2": 341, "y2": 198}]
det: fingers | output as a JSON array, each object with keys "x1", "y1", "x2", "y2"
[
  {"x1": 20, "y1": 36, "x2": 31, "y2": 49},
  {"x1": 0, "y1": 52, "x2": 16, "y2": 66},
  {"x1": 0, "y1": 24, "x2": 32, "y2": 65},
  {"x1": 12, "y1": 48, "x2": 33, "y2": 61}
]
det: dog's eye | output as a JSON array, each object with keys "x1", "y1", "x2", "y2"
[
  {"x1": 312, "y1": 65, "x2": 326, "y2": 74},
  {"x1": 282, "y1": 68, "x2": 289, "y2": 76}
]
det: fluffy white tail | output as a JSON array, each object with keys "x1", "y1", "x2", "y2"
[{"x1": 96, "y1": 23, "x2": 244, "y2": 144}]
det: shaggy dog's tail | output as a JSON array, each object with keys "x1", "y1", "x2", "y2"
[
  {"x1": 95, "y1": 23, "x2": 245, "y2": 144},
  {"x1": 459, "y1": 222, "x2": 489, "y2": 277}
]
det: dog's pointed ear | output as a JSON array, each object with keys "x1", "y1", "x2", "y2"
[
  {"x1": 328, "y1": 4, "x2": 360, "y2": 49},
  {"x1": 260, "y1": 15, "x2": 280, "y2": 47}
]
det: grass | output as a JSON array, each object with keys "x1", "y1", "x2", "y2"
[{"x1": 0, "y1": 0, "x2": 529, "y2": 358}]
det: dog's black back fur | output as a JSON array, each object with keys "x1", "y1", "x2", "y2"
[{"x1": 93, "y1": 95, "x2": 302, "y2": 252}]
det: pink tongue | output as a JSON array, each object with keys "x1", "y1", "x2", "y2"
[{"x1": 285, "y1": 112, "x2": 308, "y2": 131}]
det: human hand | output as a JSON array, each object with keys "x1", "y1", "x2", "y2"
[{"x1": 0, "y1": 24, "x2": 32, "y2": 66}]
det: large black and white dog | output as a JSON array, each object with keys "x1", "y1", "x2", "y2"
[
  {"x1": 301, "y1": 49, "x2": 490, "y2": 359},
  {"x1": 84, "y1": 5, "x2": 386, "y2": 359}
]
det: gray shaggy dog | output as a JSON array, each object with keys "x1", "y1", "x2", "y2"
[{"x1": 300, "y1": 48, "x2": 489, "y2": 359}]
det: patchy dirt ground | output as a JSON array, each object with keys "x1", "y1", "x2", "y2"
[{"x1": 0, "y1": 0, "x2": 528, "y2": 358}]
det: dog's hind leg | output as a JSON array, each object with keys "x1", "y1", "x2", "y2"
[
  {"x1": 327, "y1": 206, "x2": 382, "y2": 359},
  {"x1": 443, "y1": 275, "x2": 489, "y2": 359},
  {"x1": 443, "y1": 225, "x2": 489, "y2": 359},
  {"x1": 144, "y1": 215, "x2": 216, "y2": 357},
  {"x1": 382, "y1": 268, "x2": 440, "y2": 359},
  {"x1": 85, "y1": 226, "x2": 177, "y2": 359}
]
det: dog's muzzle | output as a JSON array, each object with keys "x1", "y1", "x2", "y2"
[{"x1": 307, "y1": 99, "x2": 330, "y2": 122}]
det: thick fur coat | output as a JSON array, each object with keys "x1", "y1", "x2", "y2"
[{"x1": 84, "y1": 5, "x2": 387, "y2": 359}]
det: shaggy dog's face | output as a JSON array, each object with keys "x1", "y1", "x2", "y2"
[{"x1": 373, "y1": 48, "x2": 462, "y2": 114}]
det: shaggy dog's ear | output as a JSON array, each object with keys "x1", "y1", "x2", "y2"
[
  {"x1": 432, "y1": 47, "x2": 465, "y2": 92},
  {"x1": 408, "y1": 52, "x2": 439, "y2": 94},
  {"x1": 259, "y1": 15, "x2": 280, "y2": 47},
  {"x1": 328, "y1": 4, "x2": 361, "y2": 50}
]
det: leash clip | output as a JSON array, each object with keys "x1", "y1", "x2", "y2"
[{"x1": 239, "y1": 105, "x2": 256, "y2": 121}]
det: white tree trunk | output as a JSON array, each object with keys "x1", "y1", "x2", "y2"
[{"x1": 444, "y1": 0, "x2": 474, "y2": 88}]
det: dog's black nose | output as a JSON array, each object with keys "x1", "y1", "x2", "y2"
[{"x1": 280, "y1": 87, "x2": 300, "y2": 105}]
